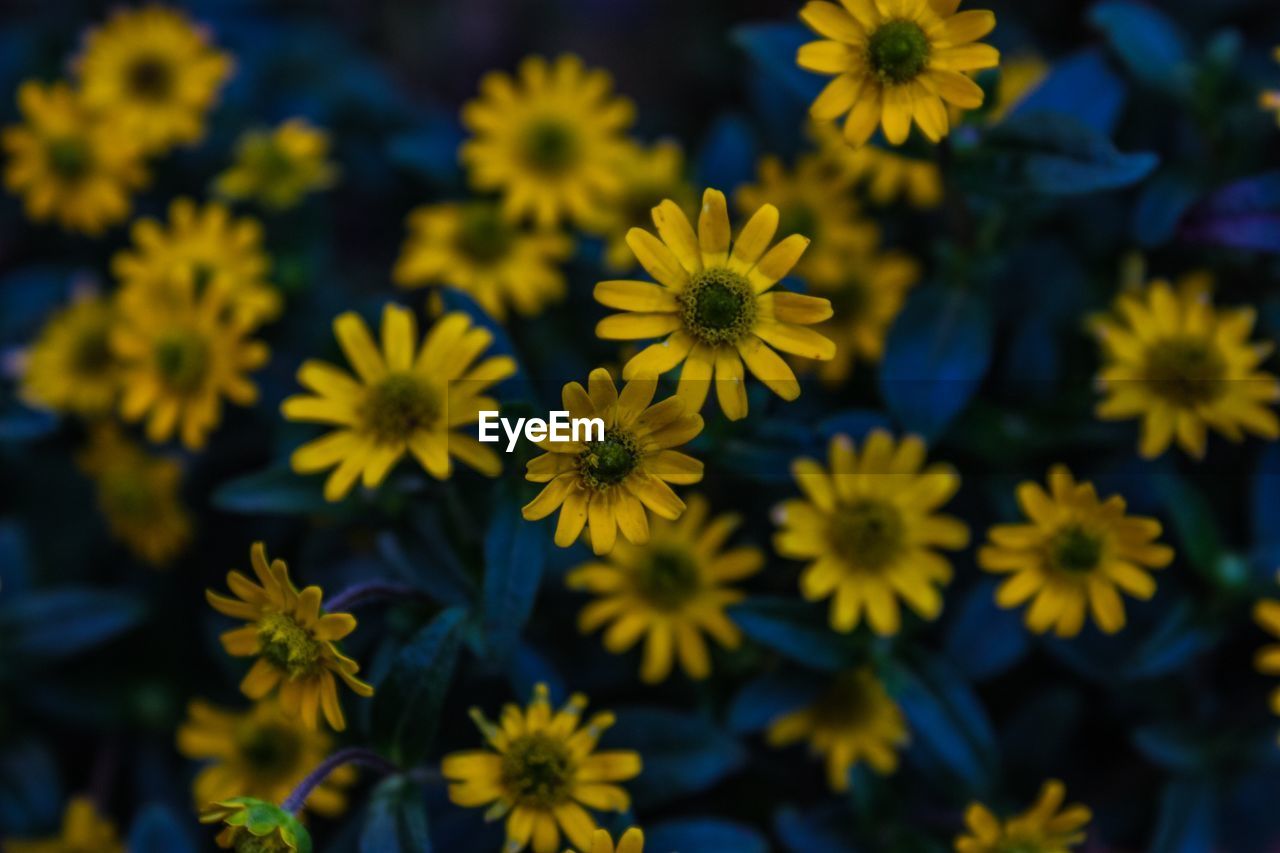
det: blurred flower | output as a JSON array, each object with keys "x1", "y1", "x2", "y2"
[
  {"x1": 461, "y1": 54, "x2": 633, "y2": 228},
  {"x1": 595, "y1": 188, "x2": 834, "y2": 421},
  {"x1": 215, "y1": 119, "x2": 337, "y2": 210},
  {"x1": 442, "y1": 683, "x2": 641, "y2": 853},
  {"x1": 205, "y1": 542, "x2": 374, "y2": 731},
  {"x1": 574, "y1": 828, "x2": 644, "y2": 853},
  {"x1": 955, "y1": 779, "x2": 1090, "y2": 852},
  {"x1": 77, "y1": 424, "x2": 192, "y2": 566},
  {"x1": 585, "y1": 140, "x2": 696, "y2": 272},
  {"x1": 74, "y1": 5, "x2": 232, "y2": 153},
  {"x1": 19, "y1": 290, "x2": 119, "y2": 417},
  {"x1": 987, "y1": 54, "x2": 1048, "y2": 124},
  {"x1": 523, "y1": 368, "x2": 703, "y2": 556},
  {"x1": 2, "y1": 796, "x2": 124, "y2": 853},
  {"x1": 774, "y1": 431, "x2": 967, "y2": 634},
  {"x1": 282, "y1": 305, "x2": 515, "y2": 501},
  {"x1": 797, "y1": 0, "x2": 999, "y2": 146},
  {"x1": 393, "y1": 201, "x2": 571, "y2": 320},
  {"x1": 1092, "y1": 275, "x2": 1280, "y2": 459},
  {"x1": 1260, "y1": 47, "x2": 1280, "y2": 123},
  {"x1": 1253, "y1": 580, "x2": 1280, "y2": 723},
  {"x1": 567, "y1": 493, "x2": 761, "y2": 682},
  {"x1": 200, "y1": 798, "x2": 312, "y2": 852},
  {"x1": 2, "y1": 80, "x2": 147, "y2": 234},
  {"x1": 766, "y1": 667, "x2": 908, "y2": 790},
  {"x1": 809, "y1": 122, "x2": 942, "y2": 207}
]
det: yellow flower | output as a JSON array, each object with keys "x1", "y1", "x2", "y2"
[
  {"x1": 774, "y1": 430, "x2": 968, "y2": 634},
  {"x1": 2, "y1": 797, "x2": 124, "y2": 853},
  {"x1": 19, "y1": 290, "x2": 120, "y2": 417},
  {"x1": 808, "y1": 121, "x2": 942, "y2": 208},
  {"x1": 77, "y1": 425, "x2": 192, "y2": 567},
  {"x1": 766, "y1": 667, "x2": 909, "y2": 791},
  {"x1": 199, "y1": 798, "x2": 311, "y2": 852},
  {"x1": 594, "y1": 188, "x2": 835, "y2": 421},
  {"x1": 572, "y1": 828, "x2": 645, "y2": 853},
  {"x1": 1092, "y1": 275, "x2": 1280, "y2": 459},
  {"x1": 177, "y1": 698, "x2": 354, "y2": 815},
  {"x1": 523, "y1": 368, "x2": 704, "y2": 556},
  {"x1": 205, "y1": 542, "x2": 374, "y2": 731},
  {"x1": 112, "y1": 272, "x2": 268, "y2": 450},
  {"x1": 585, "y1": 140, "x2": 696, "y2": 272},
  {"x1": 75, "y1": 5, "x2": 232, "y2": 153},
  {"x1": 1254, "y1": 583, "x2": 1280, "y2": 722},
  {"x1": 979, "y1": 466, "x2": 1174, "y2": 637},
  {"x1": 955, "y1": 780, "x2": 1091, "y2": 853},
  {"x1": 2, "y1": 81, "x2": 147, "y2": 234},
  {"x1": 282, "y1": 305, "x2": 515, "y2": 502},
  {"x1": 392, "y1": 201, "x2": 572, "y2": 320},
  {"x1": 215, "y1": 118, "x2": 337, "y2": 210},
  {"x1": 461, "y1": 54, "x2": 634, "y2": 228},
  {"x1": 442, "y1": 683, "x2": 642, "y2": 853},
  {"x1": 1260, "y1": 47, "x2": 1280, "y2": 123},
  {"x1": 567, "y1": 494, "x2": 761, "y2": 683}
]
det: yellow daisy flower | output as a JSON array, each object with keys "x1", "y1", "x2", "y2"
[
  {"x1": 955, "y1": 779, "x2": 1091, "y2": 853},
  {"x1": 206, "y1": 542, "x2": 374, "y2": 731},
  {"x1": 978, "y1": 465, "x2": 1174, "y2": 637},
  {"x1": 567, "y1": 494, "x2": 762, "y2": 683},
  {"x1": 574, "y1": 828, "x2": 645, "y2": 853},
  {"x1": 1254, "y1": 582, "x2": 1280, "y2": 722},
  {"x1": 74, "y1": 5, "x2": 233, "y2": 153},
  {"x1": 1260, "y1": 47, "x2": 1280, "y2": 123},
  {"x1": 1092, "y1": 275, "x2": 1280, "y2": 459},
  {"x1": 585, "y1": 140, "x2": 696, "y2": 272},
  {"x1": 797, "y1": 0, "x2": 1000, "y2": 147},
  {"x1": 461, "y1": 54, "x2": 634, "y2": 228},
  {"x1": 112, "y1": 273, "x2": 268, "y2": 450},
  {"x1": 19, "y1": 290, "x2": 120, "y2": 417},
  {"x1": 3, "y1": 796, "x2": 124, "y2": 853},
  {"x1": 594, "y1": 188, "x2": 835, "y2": 421},
  {"x1": 809, "y1": 121, "x2": 942, "y2": 208},
  {"x1": 774, "y1": 430, "x2": 968, "y2": 634},
  {"x1": 282, "y1": 304, "x2": 515, "y2": 502},
  {"x1": 215, "y1": 118, "x2": 337, "y2": 210},
  {"x1": 442, "y1": 683, "x2": 642, "y2": 853},
  {"x1": 523, "y1": 368, "x2": 704, "y2": 556},
  {"x1": 766, "y1": 667, "x2": 909, "y2": 791},
  {"x1": 2, "y1": 80, "x2": 147, "y2": 234},
  {"x1": 392, "y1": 201, "x2": 572, "y2": 321},
  {"x1": 200, "y1": 798, "x2": 310, "y2": 852}
]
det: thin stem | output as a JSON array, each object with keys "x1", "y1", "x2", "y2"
[
  {"x1": 324, "y1": 581, "x2": 428, "y2": 613},
  {"x1": 282, "y1": 747, "x2": 398, "y2": 814}
]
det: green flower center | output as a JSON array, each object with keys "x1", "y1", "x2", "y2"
[
  {"x1": 829, "y1": 499, "x2": 906, "y2": 571},
  {"x1": 233, "y1": 832, "x2": 293, "y2": 853},
  {"x1": 153, "y1": 333, "x2": 209, "y2": 394},
  {"x1": 257, "y1": 612, "x2": 324, "y2": 678},
  {"x1": 578, "y1": 430, "x2": 640, "y2": 489},
  {"x1": 361, "y1": 372, "x2": 440, "y2": 444},
  {"x1": 237, "y1": 722, "x2": 303, "y2": 780},
  {"x1": 99, "y1": 468, "x2": 157, "y2": 519},
  {"x1": 1049, "y1": 524, "x2": 1103, "y2": 574},
  {"x1": 521, "y1": 118, "x2": 579, "y2": 175},
  {"x1": 501, "y1": 733, "x2": 575, "y2": 808},
  {"x1": 1143, "y1": 336, "x2": 1227, "y2": 407},
  {"x1": 811, "y1": 671, "x2": 878, "y2": 729},
  {"x1": 46, "y1": 137, "x2": 91, "y2": 181},
  {"x1": 127, "y1": 55, "x2": 174, "y2": 101},
  {"x1": 636, "y1": 547, "x2": 701, "y2": 610},
  {"x1": 678, "y1": 268, "x2": 757, "y2": 346},
  {"x1": 868, "y1": 20, "x2": 931, "y2": 84},
  {"x1": 455, "y1": 203, "x2": 515, "y2": 263}
]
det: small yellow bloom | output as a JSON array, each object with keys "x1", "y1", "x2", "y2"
[
  {"x1": 442, "y1": 683, "x2": 641, "y2": 853},
  {"x1": 774, "y1": 430, "x2": 968, "y2": 634},
  {"x1": 215, "y1": 118, "x2": 337, "y2": 210},
  {"x1": 2, "y1": 796, "x2": 124, "y2": 853},
  {"x1": 797, "y1": 0, "x2": 1000, "y2": 147},
  {"x1": 573, "y1": 828, "x2": 645, "y2": 853},
  {"x1": 523, "y1": 368, "x2": 704, "y2": 556},
  {"x1": 808, "y1": 121, "x2": 942, "y2": 208},
  {"x1": 568, "y1": 494, "x2": 762, "y2": 682},
  {"x1": 955, "y1": 779, "x2": 1091, "y2": 853},
  {"x1": 19, "y1": 290, "x2": 120, "y2": 417},
  {"x1": 205, "y1": 542, "x2": 374, "y2": 731},
  {"x1": 766, "y1": 667, "x2": 909, "y2": 791},
  {"x1": 200, "y1": 798, "x2": 311, "y2": 852},
  {"x1": 282, "y1": 304, "x2": 515, "y2": 501},
  {"x1": 1252, "y1": 579, "x2": 1280, "y2": 723},
  {"x1": 1260, "y1": 47, "x2": 1280, "y2": 123},
  {"x1": 595, "y1": 188, "x2": 835, "y2": 421},
  {"x1": 584, "y1": 140, "x2": 696, "y2": 272}
]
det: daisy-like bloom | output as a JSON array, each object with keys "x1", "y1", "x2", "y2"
[
  {"x1": 567, "y1": 494, "x2": 762, "y2": 682},
  {"x1": 797, "y1": 0, "x2": 1000, "y2": 147},
  {"x1": 774, "y1": 431, "x2": 968, "y2": 634},
  {"x1": 461, "y1": 54, "x2": 634, "y2": 228},
  {"x1": 523, "y1": 368, "x2": 704, "y2": 556},
  {"x1": 955, "y1": 780, "x2": 1091, "y2": 853},
  {"x1": 978, "y1": 466, "x2": 1174, "y2": 637},
  {"x1": 215, "y1": 118, "x2": 337, "y2": 210},
  {"x1": 200, "y1": 798, "x2": 312, "y2": 853},
  {"x1": 74, "y1": 5, "x2": 232, "y2": 153},
  {"x1": 205, "y1": 542, "x2": 374, "y2": 731},
  {"x1": 3, "y1": 796, "x2": 124, "y2": 853},
  {"x1": 2, "y1": 81, "x2": 147, "y2": 234},
  {"x1": 1260, "y1": 47, "x2": 1280, "y2": 124},
  {"x1": 809, "y1": 120, "x2": 941, "y2": 208},
  {"x1": 392, "y1": 201, "x2": 572, "y2": 320},
  {"x1": 442, "y1": 683, "x2": 642, "y2": 853},
  {"x1": 177, "y1": 698, "x2": 354, "y2": 815},
  {"x1": 766, "y1": 667, "x2": 909, "y2": 791},
  {"x1": 594, "y1": 189, "x2": 835, "y2": 421},
  {"x1": 1092, "y1": 275, "x2": 1280, "y2": 459},
  {"x1": 1254, "y1": 581, "x2": 1280, "y2": 724},
  {"x1": 585, "y1": 140, "x2": 696, "y2": 272},
  {"x1": 19, "y1": 291, "x2": 119, "y2": 417},
  {"x1": 282, "y1": 304, "x2": 515, "y2": 502},
  {"x1": 575, "y1": 828, "x2": 645, "y2": 853},
  {"x1": 112, "y1": 273, "x2": 268, "y2": 450}
]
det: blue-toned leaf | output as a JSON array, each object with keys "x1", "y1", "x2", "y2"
[
  {"x1": 1133, "y1": 724, "x2": 1207, "y2": 773},
  {"x1": 482, "y1": 482, "x2": 547, "y2": 664},
  {"x1": 1007, "y1": 49, "x2": 1126, "y2": 135},
  {"x1": 727, "y1": 670, "x2": 824, "y2": 734},
  {"x1": 983, "y1": 113, "x2": 1159, "y2": 196},
  {"x1": 1252, "y1": 445, "x2": 1280, "y2": 571},
  {"x1": 775, "y1": 803, "x2": 861, "y2": 853},
  {"x1": 1133, "y1": 172, "x2": 1200, "y2": 247},
  {"x1": 507, "y1": 641, "x2": 566, "y2": 702},
  {"x1": 1090, "y1": 1, "x2": 1192, "y2": 96},
  {"x1": 0, "y1": 588, "x2": 145, "y2": 660},
  {"x1": 212, "y1": 463, "x2": 331, "y2": 515},
  {"x1": 1043, "y1": 598, "x2": 1217, "y2": 683},
  {"x1": 816, "y1": 411, "x2": 894, "y2": 442},
  {"x1": 0, "y1": 740, "x2": 61, "y2": 834},
  {"x1": 731, "y1": 23, "x2": 825, "y2": 104},
  {"x1": 609, "y1": 708, "x2": 745, "y2": 809},
  {"x1": 1181, "y1": 172, "x2": 1280, "y2": 254},
  {"x1": 1150, "y1": 778, "x2": 1216, "y2": 853},
  {"x1": 645, "y1": 818, "x2": 767, "y2": 853},
  {"x1": 0, "y1": 522, "x2": 31, "y2": 594},
  {"x1": 1157, "y1": 474, "x2": 1225, "y2": 583},
  {"x1": 696, "y1": 114, "x2": 759, "y2": 194},
  {"x1": 0, "y1": 403, "x2": 57, "y2": 442},
  {"x1": 375, "y1": 531, "x2": 472, "y2": 608},
  {"x1": 729, "y1": 598, "x2": 859, "y2": 671},
  {"x1": 360, "y1": 775, "x2": 431, "y2": 853},
  {"x1": 943, "y1": 580, "x2": 1030, "y2": 681},
  {"x1": 129, "y1": 804, "x2": 196, "y2": 853},
  {"x1": 891, "y1": 658, "x2": 996, "y2": 795},
  {"x1": 387, "y1": 116, "x2": 465, "y2": 185}
]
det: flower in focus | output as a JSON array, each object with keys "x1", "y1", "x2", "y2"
[
  {"x1": 461, "y1": 54, "x2": 634, "y2": 228},
  {"x1": 392, "y1": 201, "x2": 572, "y2": 320},
  {"x1": 1092, "y1": 274, "x2": 1280, "y2": 459},
  {"x1": 809, "y1": 121, "x2": 942, "y2": 207},
  {"x1": 774, "y1": 430, "x2": 968, "y2": 634},
  {"x1": 200, "y1": 798, "x2": 312, "y2": 853},
  {"x1": 1252, "y1": 578, "x2": 1280, "y2": 724},
  {"x1": 205, "y1": 542, "x2": 374, "y2": 731},
  {"x1": 523, "y1": 368, "x2": 704, "y2": 556},
  {"x1": 585, "y1": 140, "x2": 696, "y2": 271},
  {"x1": 594, "y1": 188, "x2": 834, "y2": 420},
  {"x1": 442, "y1": 683, "x2": 641, "y2": 853},
  {"x1": 797, "y1": 0, "x2": 999, "y2": 146},
  {"x1": 567, "y1": 493, "x2": 761, "y2": 682},
  {"x1": 1260, "y1": 47, "x2": 1280, "y2": 123},
  {"x1": 766, "y1": 667, "x2": 909, "y2": 790},
  {"x1": 74, "y1": 5, "x2": 232, "y2": 153},
  {"x1": 215, "y1": 118, "x2": 337, "y2": 210},
  {"x1": 19, "y1": 289, "x2": 120, "y2": 417},
  {"x1": 282, "y1": 304, "x2": 515, "y2": 501},
  {"x1": 2, "y1": 80, "x2": 147, "y2": 234},
  {"x1": 574, "y1": 828, "x2": 645, "y2": 853},
  {"x1": 2, "y1": 796, "x2": 124, "y2": 853},
  {"x1": 954, "y1": 780, "x2": 1091, "y2": 852}
]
